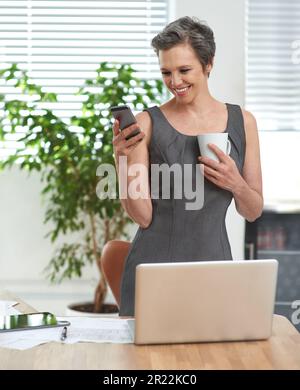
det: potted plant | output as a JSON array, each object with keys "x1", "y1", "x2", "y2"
[{"x1": 0, "y1": 62, "x2": 163, "y2": 313}]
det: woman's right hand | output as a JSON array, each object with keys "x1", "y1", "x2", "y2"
[{"x1": 112, "y1": 119, "x2": 145, "y2": 157}]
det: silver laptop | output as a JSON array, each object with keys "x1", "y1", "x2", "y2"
[{"x1": 134, "y1": 259, "x2": 278, "y2": 345}]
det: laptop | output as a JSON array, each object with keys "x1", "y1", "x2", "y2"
[{"x1": 134, "y1": 259, "x2": 278, "y2": 345}]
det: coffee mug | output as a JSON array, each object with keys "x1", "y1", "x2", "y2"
[{"x1": 197, "y1": 133, "x2": 231, "y2": 162}]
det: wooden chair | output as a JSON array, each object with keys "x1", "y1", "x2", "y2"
[{"x1": 100, "y1": 240, "x2": 131, "y2": 307}]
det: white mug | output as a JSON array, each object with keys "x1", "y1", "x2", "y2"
[{"x1": 197, "y1": 133, "x2": 231, "y2": 162}]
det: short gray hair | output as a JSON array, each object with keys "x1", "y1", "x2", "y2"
[{"x1": 151, "y1": 16, "x2": 216, "y2": 76}]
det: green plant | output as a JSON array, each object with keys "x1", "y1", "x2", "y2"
[{"x1": 0, "y1": 62, "x2": 163, "y2": 312}]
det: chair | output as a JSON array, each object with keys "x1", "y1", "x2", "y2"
[{"x1": 100, "y1": 240, "x2": 131, "y2": 307}]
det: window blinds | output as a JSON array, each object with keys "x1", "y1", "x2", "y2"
[
  {"x1": 246, "y1": 0, "x2": 300, "y2": 131},
  {"x1": 0, "y1": 0, "x2": 168, "y2": 156}
]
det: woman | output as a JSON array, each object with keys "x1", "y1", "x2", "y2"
[{"x1": 103, "y1": 16, "x2": 263, "y2": 316}]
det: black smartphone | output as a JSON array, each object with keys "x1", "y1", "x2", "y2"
[
  {"x1": 110, "y1": 105, "x2": 141, "y2": 140},
  {"x1": 0, "y1": 312, "x2": 70, "y2": 333}
]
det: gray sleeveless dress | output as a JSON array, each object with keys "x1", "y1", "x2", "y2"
[{"x1": 119, "y1": 103, "x2": 246, "y2": 316}]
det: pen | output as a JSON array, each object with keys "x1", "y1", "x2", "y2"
[{"x1": 60, "y1": 326, "x2": 68, "y2": 342}]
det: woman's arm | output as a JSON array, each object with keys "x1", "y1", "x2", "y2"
[
  {"x1": 198, "y1": 110, "x2": 263, "y2": 222},
  {"x1": 113, "y1": 111, "x2": 153, "y2": 228},
  {"x1": 231, "y1": 110, "x2": 263, "y2": 222}
]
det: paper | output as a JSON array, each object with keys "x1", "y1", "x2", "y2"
[
  {"x1": 0, "y1": 316, "x2": 135, "y2": 350},
  {"x1": 0, "y1": 301, "x2": 20, "y2": 316},
  {"x1": 57, "y1": 316, "x2": 135, "y2": 344},
  {"x1": 0, "y1": 326, "x2": 64, "y2": 350}
]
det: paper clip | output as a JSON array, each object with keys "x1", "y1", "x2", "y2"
[{"x1": 60, "y1": 326, "x2": 68, "y2": 342}]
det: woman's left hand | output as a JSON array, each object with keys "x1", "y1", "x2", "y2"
[{"x1": 198, "y1": 143, "x2": 244, "y2": 193}]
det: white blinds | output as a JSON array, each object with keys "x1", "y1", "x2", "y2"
[
  {"x1": 246, "y1": 0, "x2": 300, "y2": 131},
  {"x1": 0, "y1": 0, "x2": 168, "y2": 156}
]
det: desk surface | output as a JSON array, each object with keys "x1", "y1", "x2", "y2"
[{"x1": 1, "y1": 291, "x2": 300, "y2": 370}]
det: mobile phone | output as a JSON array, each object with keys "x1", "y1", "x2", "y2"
[
  {"x1": 110, "y1": 105, "x2": 141, "y2": 140},
  {"x1": 0, "y1": 312, "x2": 70, "y2": 333}
]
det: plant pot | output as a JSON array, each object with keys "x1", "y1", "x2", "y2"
[{"x1": 66, "y1": 301, "x2": 119, "y2": 318}]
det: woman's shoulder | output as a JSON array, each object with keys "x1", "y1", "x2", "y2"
[
  {"x1": 235, "y1": 107, "x2": 258, "y2": 138},
  {"x1": 240, "y1": 108, "x2": 258, "y2": 133},
  {"x1": 135, "y1": 110, "x2": 152, "y2": 130},
  {"x1": 135, "y1": 102, "x2": 170, "y2": 133},
  {"x1": 135, "y1": 110, "x2": 153, "y2": 147},
  {"x1": 227, "y1": 103, "x2": 257, "y2": 131}
]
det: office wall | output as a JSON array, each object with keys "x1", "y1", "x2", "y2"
[
  {"x1": 0, "y1": 0, "x2": 246, "y2": 314},
  {"x1": 0, "y1": 167, "x2": 107, "y2": 314}
]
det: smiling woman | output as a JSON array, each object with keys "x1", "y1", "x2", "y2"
[{"x1": 104, "y1": 16, "x2": 264, "y2": 317}]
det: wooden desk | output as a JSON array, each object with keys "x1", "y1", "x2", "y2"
[{"x1": 0, "y1": 291, "x2": 300, "y2": 370}]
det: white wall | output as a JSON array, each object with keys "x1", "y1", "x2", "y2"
[
  {"x1": 0, "y1": 0, "x2": 246, "y2": 314},
  {"x1": 175, "y1": 0, "x2": 246, "y2": 259},
  {"x1": 0, "y1": 167, "x2": 60, "y2": 280},
  {"x1": 259, "y1": 132, "x2": 300, "y2": 209},
  {"x1": 0, "y1": 167, "x2": 100, "y2": 314}
]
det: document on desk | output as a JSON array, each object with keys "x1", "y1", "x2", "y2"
[
  {"x1": 57, "y1": 316, "x2": 135, "y2": 344},
  {"x1": 0, "y1": 317, "x2": 135, "y2": 350},
  {"x1": 0, "y1": 326, "x2": 64, "y2": 350}
]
